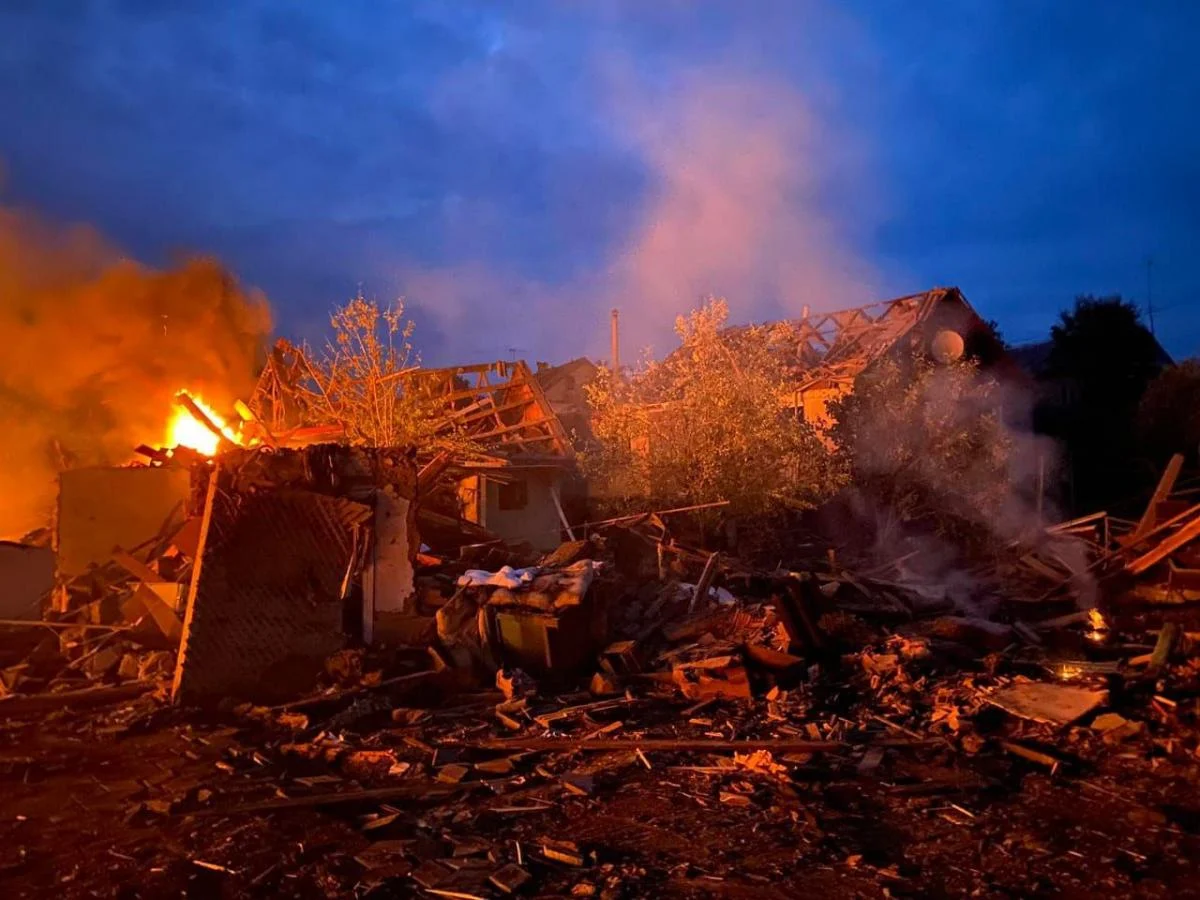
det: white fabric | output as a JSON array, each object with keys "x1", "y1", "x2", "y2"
[{"x1": 457, "y1": 565, "x2": 540, "y2": 589}]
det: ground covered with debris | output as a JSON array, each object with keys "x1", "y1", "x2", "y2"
[
  {"x1": 8, "y1": 444, "x2": 1200, "y2": 898},
  {"x1": 6, "y1": 539, "x2": 1200, "y2": 898}
]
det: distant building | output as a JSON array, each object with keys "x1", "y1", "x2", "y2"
[{"x1": 535, "y1": 357, "x2": 600, "y2": 444}]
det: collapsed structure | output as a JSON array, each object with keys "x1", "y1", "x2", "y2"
[
  {"x1": 5, "y1": 290, "x2": 1200, "y2": 896},
  {"x1": 726, "y1": 286, "x2": 1015, "y2": 428}
]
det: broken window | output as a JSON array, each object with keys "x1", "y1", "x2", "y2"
[{"x1": 497, "y1": 479, "x2": 529, "y2": 511}]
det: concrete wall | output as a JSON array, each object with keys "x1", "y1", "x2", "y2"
[
  {"x1": 363, "y1": 488, "x2": 417, "y2": 640},
  {"x1": 57, "y1": 466, "x2": 192, "y2": 579},
  {"x1": 472, "y1": 471, "x2": 563, "y2": 552}
]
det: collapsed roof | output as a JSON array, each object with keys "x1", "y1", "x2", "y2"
[
  {"x1": 731, "y1": 286, "x2": 1009, "y2": 394},
  {"x1": 249, "y1": 342, "x2": 572, "y2": 467}
]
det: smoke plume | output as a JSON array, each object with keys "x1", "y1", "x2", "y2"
[
  {"x1": 0, "y1": 204, "x2": 271, "y2": 539},
  {"x1": 606, "y1": 69, "x2": 879, "y2": 353},
  {"x1": 398, "y1": 65, "x2": 882, "y2": 363}
]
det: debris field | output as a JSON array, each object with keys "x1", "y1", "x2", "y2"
[{"x1": 4, "y1": 447, "x2": 1200, "y2": 898}]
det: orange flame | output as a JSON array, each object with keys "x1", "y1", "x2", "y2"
[
  {"x1": 1085, "y1": 609, "x2": 1108, "y2": 643},
  {"x1": 165, "y1": 394, "x2": 240, "y2": 456}
]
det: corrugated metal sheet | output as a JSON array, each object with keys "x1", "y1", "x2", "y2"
[{"x1": 173, "y1": 482, "x2": 372, "y2": 702}]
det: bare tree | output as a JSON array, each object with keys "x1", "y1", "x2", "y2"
[{"x1": 298, "y1": 293, "x2": 464, "y2": 450}]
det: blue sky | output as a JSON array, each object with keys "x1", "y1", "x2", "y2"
[{"x1": 1, "y1": 1, "x2": 1196, "y2": 364}]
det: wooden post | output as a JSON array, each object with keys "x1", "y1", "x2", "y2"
[{"x1": 170, "y1": 466, "x2": 218, "y2": 704}]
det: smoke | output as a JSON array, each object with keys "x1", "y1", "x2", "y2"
[
  {"x1": 831, "y1": 357, "x2": 1092, "y2": 612},
  {"x1": 605, "y1": 69, "x2": 879, "y2": 353},
  {"x1": 397, "y1": 62, "x2": 882, "y2": 363},
  {"x1": 0, "y1": 204, "x2": 271, "y2": 539}
]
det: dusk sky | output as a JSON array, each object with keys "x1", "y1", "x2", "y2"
[{"x1": 1, "y1": 1, "x2": 1196, "y2": 364}]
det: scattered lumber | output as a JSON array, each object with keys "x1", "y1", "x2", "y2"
[{"x1": 0, "y1": 682, "x2": 153, "y2": 718}]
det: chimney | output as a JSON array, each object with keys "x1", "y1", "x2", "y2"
[
  {"x1": 801, "y1": 304, "x2": 810, "y2": 320},
  {"x1": 610, "y1": 308, "x2": 621, "y2": 377}
]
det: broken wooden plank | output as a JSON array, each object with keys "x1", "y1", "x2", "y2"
[
  {"x1": 986, "y1": 683, "x2": 1107, "y2": 726},
  {"x1": 999, "y1": 739, "x2": 1060, "y2": 770},
  {"x1": 549, "y1": 484, "x2": 576, "y2": 542},
  {"x1": 532, "y1": 697, "x2": 632, "y2": 728},
  {"x1": 1130, "y1": 453, "x2": 1184, "y2": 542},
  {"x1": 688, "y1": 551, "x2": 720, "y2": 614},
  {"x1": 1120, "y1": 501, "x2": 1200, "y2": 555},
  {"x1": 1148, "y1": 622, "x2": 1180, "y2": 673},
  {"x1": 270, "y1": 669, "x2": 446, "y2": 713},
  {"x1": 0, "y1": 620, "x2": 131, "y2": 632},
  {"x1": 0, "y1": 682, "x2": 153, "y2": 718},
  {"x1": 1046, "y1": 511, "x2": 1108, "y2": 535},
  {"x1": 194, "y1": 781, "x2": 455, "y2": 816},
  {"x1": 1126, "y1": 512, "x2": 1200, "y2": 575},
  {"x1": 110, "y1": 547, "x2": 161, "y2": 585}
]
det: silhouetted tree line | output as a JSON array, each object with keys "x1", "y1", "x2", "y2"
[{"x1": 1036, "y1": 295, "x2": 1198, "y2": 516}]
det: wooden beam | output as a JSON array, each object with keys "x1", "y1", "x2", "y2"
[
  {"x1": 1130, "y1": 454, "x2": 1184, "y2": 542},
  {"x1": 171, "y1": 466, "x2": 219, "y2": 704},
  {"x1": 688, "y1": 551, "x2": 720, "y2": 614},
  {"x1": 463, "y1": 736, "x2": 937, "y2": 753},
  {"x1": 1127, "y1": 511, "x2": 1200, "y2": 575},
  {"x1": 0, "y1": 683, "x2": 153, "y2": 718}
]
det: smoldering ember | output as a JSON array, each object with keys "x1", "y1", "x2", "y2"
[{"x1": 2, "y1": 274, "x2": 1200, "y2": 900}]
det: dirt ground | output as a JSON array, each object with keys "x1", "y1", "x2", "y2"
[{"x1": 3, "y1": 688, "x2": 1200, "y2": 900}]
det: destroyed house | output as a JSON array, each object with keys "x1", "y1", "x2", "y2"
[
  {"x1": 535, "y1": 356, "x2": 600, "y2": 443},
  {"x1": 249, "y1": 341, "x2": 578, "y2": 553},
  {"x1": 733, "y1": 286, "x2": 1012, "y2": 429},
  {"x1": 413, "y1": 361, "x2": 576, "y2": 553},
  {"x1": 37, "y1": 441, "x2": 421, "y2": 703}
]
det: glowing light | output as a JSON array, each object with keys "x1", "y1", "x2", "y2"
[
  {"x1": 1085, "y1": 609, "x2": 1109, "y2": 643},
  {"x1": 1057, "y1": 664, "x2": 1084, "y2": 681},
  {"x1": 165, "y1": 393, "x2": 240, "y2": 456}
]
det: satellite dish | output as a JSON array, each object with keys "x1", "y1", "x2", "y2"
[{"x1": 930, "y1": 329, "x2": 965, "y2": 363}]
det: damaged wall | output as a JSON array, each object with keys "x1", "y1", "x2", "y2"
[
  {"x1": 364, "y1": 487, "x2": 417, "y2": 640},
  {"x1": 56, "y1": 466, "x2": 192, "y2": 581},
  {"x1": 471, "y1": 470, "x2": 565, "y2": 552},
  {"x1": 171, "y1": 445, "x2": 417, "y2": 702},
  {"x1": 172, "y1": 478, "x2": 373, "y2": 702}
]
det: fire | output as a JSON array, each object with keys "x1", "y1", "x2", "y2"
[
  {"x1": 165, "y1": 393, "x2": 241, "y2": 456},
  {"x1": 1085, "y1": 609, "x2": 1109, "y2": 643}
]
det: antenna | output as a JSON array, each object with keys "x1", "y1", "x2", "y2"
[
  {"x1": 506, "y1": 347, "x2": 524, "y2": 362},
  {"x1": 1146, "y1": 256, "x2": 1155, "y2": 335}
]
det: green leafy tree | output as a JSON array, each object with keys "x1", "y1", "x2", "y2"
[{"x1": 583, "y1": 298, "x2": 839, "y2": 522}]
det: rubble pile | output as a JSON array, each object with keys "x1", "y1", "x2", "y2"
[
  {"x1": 6, "y1": 463, "x2": 1200, "y2": 897},
  {"x1": 0, "y1": 515, "x2": 194, "y2": 705}
]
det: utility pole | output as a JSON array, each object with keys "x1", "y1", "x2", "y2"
[
  {"x1": 1146, "y1": 256, "x2": 1156, "y2": 335},
  {"x1": 610, "y1": 308, "x2": 621, "y2": 380}
]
